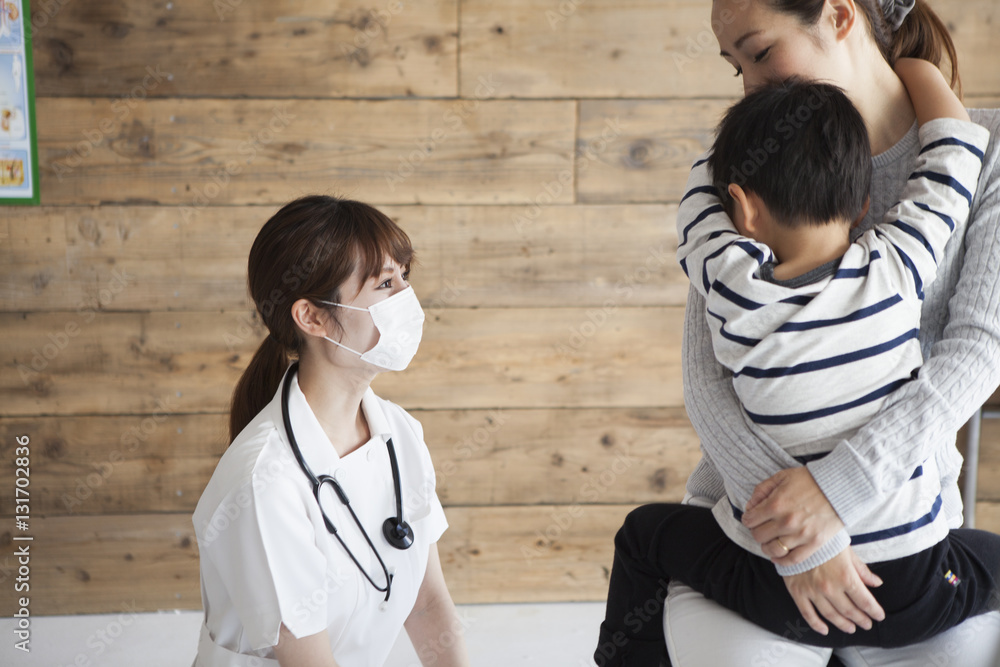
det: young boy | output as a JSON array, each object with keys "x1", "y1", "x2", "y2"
[{"x1": 675, "y1": 62, "x2": 989, "y2": 574}]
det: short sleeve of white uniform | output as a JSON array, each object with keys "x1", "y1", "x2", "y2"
[
  {"x1": 201, "y1": 470, "x2": 329, "y2": 651},
  {"x1": 393, "y1": 404, "x2": 449, "y2": 546}
]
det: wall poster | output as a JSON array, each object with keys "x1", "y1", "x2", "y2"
[{"x1": 0, "y1": 0, "x2": 39, "y2": 205}]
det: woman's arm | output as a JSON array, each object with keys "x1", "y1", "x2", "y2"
[
  {"x1": 273, "y1": 625, "x2": 341, "y2": 667},
  {"x1": 404, "y1": 544, "x2": 471, "y2": 667}
]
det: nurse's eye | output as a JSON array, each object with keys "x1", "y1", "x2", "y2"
[
  {"x1": 378, "y1": 278, "x2": 393, "y2": 289},
  {"x1": 733, "y1": 66, "x2": 743, "y2": 78}
]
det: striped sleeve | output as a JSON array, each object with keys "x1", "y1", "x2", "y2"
[
  {"x1": 873, "y1": 118, "x2": 990, "y2": 299},
  {"x1": 809, "y1": 110, "x2": 1000, "y2": 530},
  {"x1": 675, "y1": 153, "x2": 773, "y2": 298}
]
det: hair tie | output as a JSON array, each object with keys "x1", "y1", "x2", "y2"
[{"x1": 880, "y1": 0, "x2": 916, "y2": 31}]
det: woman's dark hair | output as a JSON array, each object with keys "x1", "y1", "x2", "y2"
[
  {"x1": 770, "y1": 0, "x2": 962, "y2": 97},
  {"x1": 229, "y1": 196, "x2": 414, "y2": 443},
  {"x1": 707, "y1": 79, "x2": 872, "y2": 227}
]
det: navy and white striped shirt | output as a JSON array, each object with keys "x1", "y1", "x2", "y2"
[{"x1": 676, "y1": 117, "x2": 989, "y2": 563}]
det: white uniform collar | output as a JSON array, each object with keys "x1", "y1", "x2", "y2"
[{"x1": 278, "y1": 363, "x2": 393, "y2": 475}]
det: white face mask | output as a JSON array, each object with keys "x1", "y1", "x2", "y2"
[{"x1": 319, "y1": 286, "x2": 425, "y2": 371}]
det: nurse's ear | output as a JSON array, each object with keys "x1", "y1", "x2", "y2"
[{"x1": 291, "y1": 298, "x2": 336, "y2": 339}]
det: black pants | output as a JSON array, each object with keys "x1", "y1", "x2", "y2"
[{"x1": 595, "y1": 504, "x2": 1000, "y2": 667}]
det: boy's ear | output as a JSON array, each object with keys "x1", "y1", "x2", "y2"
[
  {"x1": 852, "y1": 195, "x2": 871, "y2": 229},
  {"x1": 728, "y1": 183, "x2": 760, "y2": 236}
]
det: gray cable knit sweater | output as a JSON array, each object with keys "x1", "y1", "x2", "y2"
[{"x1": 682, "y1": 108, "x2": 1000, "y2": 575}]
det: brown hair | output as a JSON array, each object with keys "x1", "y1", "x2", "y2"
[
  {"x1": 228, "y1": 196, "x2": 414, "y2": 443},
  {"x1": 769, "y1": 0, "x2": 962, "y2": 96}
]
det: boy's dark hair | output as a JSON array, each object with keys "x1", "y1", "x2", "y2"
[{"x1": 706, "y1": 79, "x2": 872, "y2": 227}]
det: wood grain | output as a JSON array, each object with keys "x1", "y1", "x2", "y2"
[
  {"x1": 459, "y1": 0, "x2": 745, "y2": 99},
  {"x1": 0, "y1": 204, "x2": 687, "y2": 312},
  {"x1": 972, "y1": 411, "x2": 1000, "y2": 502},
  {"x1": 975, "y1": 502, "x2": 1000, "y2": 535},
  {"x1": 5, "y1": 500, "x2": 1000, "y2": 615},
  {"x1": 0, "y1": 513, "x2": 202, "y2": 615},
  {"x1": 0, "y1": 506, "x2": 635, "y2": 614},
  {"x1": 459, "y1": 0, "x2": 999, "y2": 99},
  {"x1": 576, "y1": 99, "x2": 732, "y2": 204},
  {"x1": 30, "y1": 0, "x2": 458, "y2": 98},
  {"x1": 28, "y1": 0, "x2": 999, "y2": 101},
  {"x1": 576, "y1": 96, "x2": 1000, "y2": 204},
  {"x1": 442, "y1": 504, "x2": 632, "y2": 603},
  {"x1": 0, "y1": 407, "x2": 698, "y2": 514},
  {"x1": 36, "y1": 98, "x2": 575, "y2": 206},
  {"x1": 422, "y1": 406, "x2": 699, "y2": 507},
  {"x1": 1, "y1": 307, "x2": 685, "y2": 415},
  {"x1": 934, "y1": 1, "x2": 1000, "y2": 98},
  {"x1": 968, "y1": 97, "x2": 1000, "y2": 110}
]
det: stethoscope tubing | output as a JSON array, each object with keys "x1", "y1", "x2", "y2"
[{"x1": 280, "y1": 361, "x2": 410, "y2": 601}]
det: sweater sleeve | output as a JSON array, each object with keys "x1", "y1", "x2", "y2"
[
  {"x1": 809, "y1": 119, "x2": 999, "y2": 527},
  {"x1": 872, "y1": 118, "x2": 989, "y2": 298},
  {"x1": 683, "y1": 450, "x2": 727, "y2": 508}
]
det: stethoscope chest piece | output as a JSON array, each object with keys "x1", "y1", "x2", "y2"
[{"x1": 383, "y1": 517, "x2": 414, "y2": 550}]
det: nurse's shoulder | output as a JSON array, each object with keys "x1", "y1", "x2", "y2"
[{"x1": 192, "y1": 394, "x2": 305, "y2": 540}]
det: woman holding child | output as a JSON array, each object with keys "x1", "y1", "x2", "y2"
[{"x1": 597, "y1": 0, "x2": 1000, "y2": 665}]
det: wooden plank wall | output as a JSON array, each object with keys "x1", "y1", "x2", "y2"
[{"x1": 0, "y1": 0, "x2": 998, "y2": 616}]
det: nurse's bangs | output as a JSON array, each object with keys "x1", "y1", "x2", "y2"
[{"x1": 349, "y1": 204, "x2": 415, "y2": 283}]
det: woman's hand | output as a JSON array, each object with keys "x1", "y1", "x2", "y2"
[
  {"x1": 741, "y1": 467, "x2": 844, "y2": 565},
  {"x1": 782, "y1": 547, "x2": 885, "y2": 636}
]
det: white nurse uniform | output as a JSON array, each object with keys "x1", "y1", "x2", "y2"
[{"x1": 191, "y1": 363, "x2": 448, "y2": 667}]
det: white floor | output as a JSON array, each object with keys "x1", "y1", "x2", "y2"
[{"x1": 0, "y1": 602, "x2": 604, "y2": 666}]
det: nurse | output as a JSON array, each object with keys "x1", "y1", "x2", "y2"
[{"x1": 192, "y1": 195, "x2": 470, "y2": 667}]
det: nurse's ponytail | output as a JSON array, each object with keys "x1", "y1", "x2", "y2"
[
  {"x1": 228, "y1": 196, "x2": 414, "y2": 443},
  {"x1": 770, "y1": 0, "x2": 961, "y2": 96},
  {"x1": 229, "y1": 333, "x2": 288, "y2": 444}
]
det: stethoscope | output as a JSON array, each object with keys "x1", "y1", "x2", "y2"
[{"x1": 280, "y1": 361, "x2": 414, "y2": 602}]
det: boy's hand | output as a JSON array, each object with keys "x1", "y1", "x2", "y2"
[
  {"x1": 894, "y1": 57, "x2": 969, "y2": 125},
  {"x1": 782, "y1": 547, "x2": 885, "y2": 636}
]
